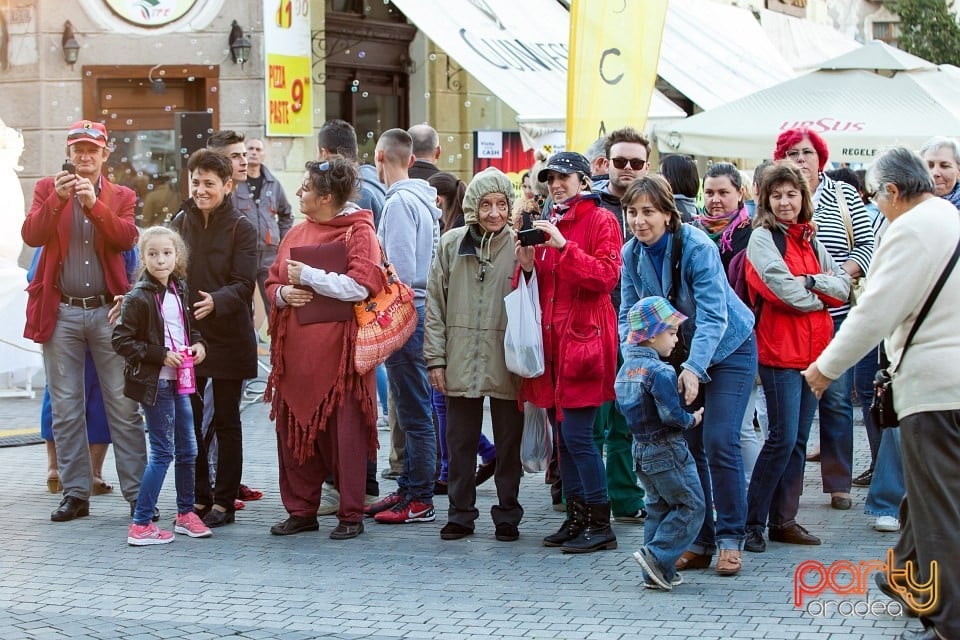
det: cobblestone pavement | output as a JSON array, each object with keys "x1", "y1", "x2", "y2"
[{"x1": 0, "y1": 381, "x2": 916, "y2": 640}]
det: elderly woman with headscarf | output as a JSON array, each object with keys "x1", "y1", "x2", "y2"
[
  {"x1": 424, "y1": 167, "x2": 523, "y2": 542},
  {"x1": 773, "y1": 127, "x2": 873, "y2": 512}
]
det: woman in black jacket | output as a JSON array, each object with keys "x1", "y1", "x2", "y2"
[{"x1": 173, "y1": 149, "x2": 258, "y2": 528}]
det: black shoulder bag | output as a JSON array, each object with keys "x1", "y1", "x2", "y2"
[
  {"x1": 666, "y1": 228, "x2": 705, "y2": 411},
  {"x1": 871, "y1": 231, "x2": 960, "y2": 429}
]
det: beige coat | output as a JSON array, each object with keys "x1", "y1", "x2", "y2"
[{"x1": 424, "y1": 225, "x2": 519, "y2": 400}]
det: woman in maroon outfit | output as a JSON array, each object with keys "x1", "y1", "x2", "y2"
[{"x1": 265, "y1": 159, "x2": 383, "y2": 540}]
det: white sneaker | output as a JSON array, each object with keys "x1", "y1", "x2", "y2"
[
  {"x1": 317, "y1": 483, "x2": 340, "y2": 516},
  {"x1": 874, "y1": 516, "x2": 900, "y2": 532},
  {"x1": 376, "y1": 416, "x2": 389, "y2": 431}
]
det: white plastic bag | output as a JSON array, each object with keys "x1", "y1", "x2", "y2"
[
  {"x1": 503, "y1": 271, "x2": 544, "y2": 378},
  {"x1": 520, "y1": 402, "x2": 552, "y2": 473}
]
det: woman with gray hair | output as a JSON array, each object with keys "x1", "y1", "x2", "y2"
[
  {"x1": 919, "y1": 136, "x2": 960, "y2": 211},
  {"x1": 424, "y1": 167, "x2": 524, "y2": 542},
  {"x1": 804, "y1": 147, "x2": 960, "y2": 638}
]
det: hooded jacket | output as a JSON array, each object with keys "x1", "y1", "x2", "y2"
[
  {"x1": 233, "y1": 165, "x2": 293, "y2": 260},
  {"x1": 424, "y1": 167, "x2": 520, "y2": 400},
  {"x1": 112, "y1": 273, "x2": 205, "y2": 406},
  {"x1": 357, "y1": 164, "x2": 386, "y2": 228},
  {"x1": 377, "y1": 178, "x2": 442, "y2": 305}
]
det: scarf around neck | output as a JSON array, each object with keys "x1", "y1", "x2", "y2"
[{"x1": 697, "y1": 205, "x2": 750, "y2": 253}]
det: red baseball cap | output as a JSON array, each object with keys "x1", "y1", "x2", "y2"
[{"x1": 66, "y1": 120, "x2": 108, "y2": 148}]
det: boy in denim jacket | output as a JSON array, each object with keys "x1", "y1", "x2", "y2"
[{"x1": 615, "y1": 296, "x2": 705, "y2": 591}]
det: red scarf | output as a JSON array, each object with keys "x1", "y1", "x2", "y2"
[{"x1": 265, "y1": 211, "x2": 384, "y2": 464}]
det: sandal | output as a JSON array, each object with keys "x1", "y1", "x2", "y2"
[
  {"x1": 92, "y1": 480, "x2": 114, "y2": 496},
  {"x1": 675, "y1": 550, "x2": 713, "y2": 571}
]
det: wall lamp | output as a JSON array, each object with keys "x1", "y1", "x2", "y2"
[
  {"x1": 229, "y1": 20, "x2": 252, "y2": 67},
  {"x1": 62, "y1": 21, "x2": 80, "y2": 67}
]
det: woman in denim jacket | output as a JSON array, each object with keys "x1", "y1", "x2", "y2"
[{"x1": 619, "y1": 175, "x2": 757, "y2": 576}]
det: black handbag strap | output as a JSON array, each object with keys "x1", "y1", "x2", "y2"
[
  {"x1": 668, "y1": 228, "x2": 683, "y2": 305},
  {"x1": 888, "y1": 225, "x2": 960, "y2": 373}
]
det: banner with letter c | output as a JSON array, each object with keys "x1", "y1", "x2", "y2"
[
  {"x1": 566, "y1": 0, "x2": 668, "y2": 153},
  {"x1": 264, "y1": 0, "x2": 313, "y2": 137}
]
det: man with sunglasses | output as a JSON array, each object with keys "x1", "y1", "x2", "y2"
[
  {"x1": 22, "y1": 120, "x2": 147, "y2": 522},
  {"x1": 589, "y1": 126, "x2": 653, "y2": 528}
]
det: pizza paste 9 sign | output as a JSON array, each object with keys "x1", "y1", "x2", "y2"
[{"x1": 264, "y1": 0, "x2": 312, "y2": 137}]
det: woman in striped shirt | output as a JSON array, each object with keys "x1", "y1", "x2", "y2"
[{"x1": 772, "y1": 128, "x2": 873, "y2": 512}]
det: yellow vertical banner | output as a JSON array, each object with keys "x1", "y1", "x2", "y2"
[
  {"x1": 566, "y1": 0, "x2": 668, "y2": 153},
  {"x1": 264, "y1": 0, "x2": 313, "y2": 137}
]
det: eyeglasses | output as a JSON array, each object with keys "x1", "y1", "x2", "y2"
[
  {"x1": 611, "y1": 157, "x2": 647, "y2": 170},
  {"x1": 66, "y1": 127, "x2": 107, "y2": 141},
  {"x1": 478, "y1": 200, "x2": 509, "y2": 214},
  {"x1": 785, "y1": 148, "x2": 817, "y2": 162}
]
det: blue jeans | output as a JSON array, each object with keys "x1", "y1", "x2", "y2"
[
  {"x1": 376, "y1": 364, "x2": 389, "y2": 415},
  {"x1": 865, "y1": 427, "x2": 905, "y2": 518},
  {"x1": 133, "y1": 380, "x2": 197, "y2": 524},
  {"x1": 853, "y1": 345, "x2": 882, "y2": 467},
  {"x1": 817, "y1": 315, "x2": 854, "y2": 494},
  {"x1": 748, "y1": 366, "x2": 818, "y2": 531},
  {"x1": 549, "y1": 407, "x2": 607, "y2": 504},
  {"x1": 386, "y1": 306, "x2": 436, "y2": 503},
  {"x1": 634, "y1": 436, "x2": 705, "y2": 582},
  {"x1": 686, "y1": 333, "x2": 756, "y2": 554}
]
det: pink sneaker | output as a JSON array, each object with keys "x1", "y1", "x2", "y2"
[
  {"x1": 127, "y1": 522, "x2": 174, "y2": 546},
  {"x1": 174, "y1": 512, "x2": 213, "y2": 538}
]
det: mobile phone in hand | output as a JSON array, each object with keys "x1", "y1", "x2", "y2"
[{"x1": 61, "y1": 160, "x2": 77, "y2": 174}]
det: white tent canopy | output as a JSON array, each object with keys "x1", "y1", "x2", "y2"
[{"x1": 654, "y1": 44, "x2": 960, "y2": 164}]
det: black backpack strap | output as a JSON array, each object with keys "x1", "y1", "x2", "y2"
[
  {"x1": 668, "y1": 227, "x2": 683, "y2": 305},
  {"x1": 753, "y1": 227, "x2": 788, "y2": 328}
]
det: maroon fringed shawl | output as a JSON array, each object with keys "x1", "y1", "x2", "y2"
[{"x1": 264, "y1": 209, "x2": 385, "y2": 464}]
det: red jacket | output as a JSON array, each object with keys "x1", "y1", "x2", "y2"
[
  {"x1": 22, "y1": 176, "x2": 138, "y2": 343},
  {"x1": 517, "y1": 195, "x2": 622, "y2": 411},
  {"x1": 745, "y1": 223, "x2": 847, "y2": 369}
]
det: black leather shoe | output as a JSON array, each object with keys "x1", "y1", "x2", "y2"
[
  {"x1": 203, "y1": 508, "x2": 235, "y2": 528},
  {"x1": 329, "y1": 521, "x2": 364, "y2": 540},
  {"x1": 51, "y1": 496, "x2": 89, "y2": 522},
  {"x1": 852, "y1": 468, "x2": 874, "y2": 487},
  {"x1": 433, "y1": 481, "x2": 448, "y2": 495},
  {"x1": 744, "y1": 529, "x2": 766, "y2": 553},
  {"x1": 874, "y1": 572, "x2": 919, "y2": 618},
  {"x1": 831, "y1": 496, "x2": 853, "y2": 510},
  {"x1": 440, "y1": 522, "x2": 474, "y2": 540},
  {"x1": 270, "y1": 515, "x2": 319, "y2": 536},
  {"x1": 475, "y1": 460, "x2": 496, "y2": 486},
  {"x1": 495, "y1": 523, "x2": 519, "y2": 542},
  {"x1": 769, "y1": 523, "x2": 821, "y2": 545}
]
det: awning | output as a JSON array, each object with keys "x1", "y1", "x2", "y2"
[
  {"x1": 759, "y1": 9, "x2": 860, "y2": 74},
  {"x1": 388, "y1": 0, "x2": 682, "y2": 129},
  {"x1": 659, "y1": 0, "x2": 796, "y2": 110}
]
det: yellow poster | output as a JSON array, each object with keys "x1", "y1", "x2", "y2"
[
  {"x1": 566, "y1": 0, "x2": 668, "y2": 153},
  {"x1": 264, "y1": 0, "x2": 312, "y2": 137},
  {"x1": 265, "y1": 54, "x2": 312, "y2": 136}
]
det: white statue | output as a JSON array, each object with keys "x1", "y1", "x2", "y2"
[{"x1": 0, "y1": 117, "x2": 42, "y2": 393}]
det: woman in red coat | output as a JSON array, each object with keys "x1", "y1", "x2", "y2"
[{"x1": 515, "y1": 151, "x2": 623, "y2": 553}]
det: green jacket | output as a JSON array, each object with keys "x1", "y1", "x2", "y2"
[{"x1": 424, "y1": 225, "x2": 519, "y2": 400}]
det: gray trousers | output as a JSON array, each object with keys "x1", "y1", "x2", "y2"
[
  {"x1": 445, "y1": 396, "x2": 523, "y2": 529},
  {"x1": 43, "y1": 304, "x2": 146, "y2": 503},
  {"x1": 895, "y1": 410, "x2": 960, "y2": 637}
]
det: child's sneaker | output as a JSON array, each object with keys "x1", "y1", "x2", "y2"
[
  {"x1": 127, "y1": 522, "x2": 174, "y2": 546},
  {"x1": 633, "y1": 547, "x2": 672, "y2": 590},
  {"x1": 174, "y1": 512, "x2": 213, "y2": 538},
  {"x1": 642, "y1": 572, "x2": 684, "y2": 589},
  {"x1": 373, "y1": 498, "x2": 435, "y2": 524}
]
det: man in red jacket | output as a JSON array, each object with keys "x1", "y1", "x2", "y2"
[{"x1": 22, "y1": 120, "x2": 146, "y2": 522}]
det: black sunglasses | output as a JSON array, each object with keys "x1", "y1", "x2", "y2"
[{"x1": 611, "y1": 157, "x2": 647, "y2": 170}]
